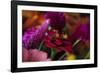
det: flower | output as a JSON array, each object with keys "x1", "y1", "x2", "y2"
[
  {"x1": 22, "y1": 48, "x2": 29, "y2": 62},
  {"x1": 22, "y1": 49, "x2": 50, "y2": 62},
  {"x1": 66, "y1": 54, "x2": 76, "y2": 60},
  {"x1": 23, "y1": 11, "x2": 45, "y2": 30},
  {"x1": 22, "y1": 19, "x2": 50, "y2": 49},
  {"x1": 64, "y1": 13, "x2": 81, "y2": 35},
  {"x1": 69, "y1": 24, "x2": 90, "y2": 59},
  {"x1": 70, "y1": 24, "x2": 90, "y2": 42},
  {"x1": 44, "y1": 30, "x2": 72, "y2": 53},
  {"x1": 29, "y1": 49, "x2": 50, "y2": 61},
  {"x1": 45, "y1": 12, "x2": 66, "y2": 31}
]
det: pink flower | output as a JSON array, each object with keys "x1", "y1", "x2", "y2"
[
  {"x1": 22, "y1": 48, "x2": 29, "y2": 62},
  {"x1": 22, "y1": 49, "x2": 50, "y2": 62},
  {"x1": 29, "y1": 49, "x2": 50, "y2": 62}
]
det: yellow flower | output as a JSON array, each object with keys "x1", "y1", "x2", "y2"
[
  {"x1": 63, "y1": 34, "x2": 68, "y2": 39},
  {"x1": 67, "y1": 54, "x2": 76, "y2": 60}
]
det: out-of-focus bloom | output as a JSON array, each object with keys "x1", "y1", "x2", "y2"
[
  {"x1": 62, "y1": 34, "x2": 68, "y2": 39},
  {"x1": 45, "y1": 12, "x2": 66, "y2": 31},
  {"x1": 22, "y1": 19, "x2": 50, "y2": 49},
  {"x1": 69, "y1": 24, "x2": 90, "y2": 59},
  {"x1": 67, "y1": 54, "x2": 76, "y2": 60},
  {"x1": 44, "y1": 30, "x2": 72, "y2": 53},
  {"x1": 65, "y1": 13, "x2": 81, "y2": 35},
  {"x1": 70, "y1": 24, "x2": 90, "y2": 42},
  {"x1": 29, "y1": 49, "x2": 50, "y2": 61},
  {"x1": 22, "y1": 48, "x2": 29, "y2": 62},
  {"x1": 22, "y1": 49, "x2": 50, "y2": 62},
  {"x1": 23, "y1": 11, "x2": 45, "y2": 30},
  {"x1": 80, "y1": 13, "x2": 90, "y2": 25}
]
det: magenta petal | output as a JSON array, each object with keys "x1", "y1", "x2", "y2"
[
  {"x1": 22, "y1": 19, "x2": 50, "y2": 49},
  {"x1": 45, "y1": 12, "x2": 66, "y2": 31}
]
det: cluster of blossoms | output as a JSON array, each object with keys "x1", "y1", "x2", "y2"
[{"x1": 22, "y1": 11, "x2": 90, "y2": 62}]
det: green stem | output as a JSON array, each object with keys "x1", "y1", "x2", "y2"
[
  {"x1": 73, "y1": 38, "x2": 81, "y2": 47},
  {"x1": 58, "y1": 52, "x2": 69, "y2": 60},
  {"x1": 84, "y1": 51, "x2": 90, "y2": 59},
  {"x1": 58, "y1": 38, "x2": 81, "y2": 60},
  {"x1": 38, "y1": 41, "x2": 44, "y2": 50},
  {"x1": 50, "y1": 48, "x2": 55, "y2": 59}
]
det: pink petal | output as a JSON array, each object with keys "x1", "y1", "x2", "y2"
[
  {"x1": 29, "y1": 49, "x2": 49, "y2": 62},
  {"x1": 22, "y1": 48, "x2": 29, "y2": 62}
]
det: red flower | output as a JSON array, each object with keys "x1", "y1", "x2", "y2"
[{"x1": 44, "y1": 30, "x2": 72, "y2": 53}]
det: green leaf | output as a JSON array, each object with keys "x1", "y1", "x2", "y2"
[
  {"x1": 58, "y1": 53, "x2": 66, "y2": 60},
  {"x1": 84, "y1": 51, "x2": 90, "y2": 59},
  {"x1": 38, "y1": 41, "x2": 44, "y2": 50},
  {"x1": 50, "y1": 48, "x2": 56, "y2": 59},
  {"x1": 73, "y1": 38, "x2": 81, "y2": 47}
]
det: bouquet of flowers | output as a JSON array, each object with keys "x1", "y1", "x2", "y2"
[{"x1": 22, "y1": 11, "x2": 90, "y2": 62}]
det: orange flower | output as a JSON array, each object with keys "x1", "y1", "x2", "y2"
[{"x1": 22, "y1": 11, "x2": 45, "y2": 30}]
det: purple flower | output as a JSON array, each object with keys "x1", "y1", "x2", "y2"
[
  {"x1": 22, "y1": 19, "x2": 50, "y2": 49},
  {"x1": 45, "y1": 12, "x2": 66, "y2": 31},
  {"x1": 70, "y1": 24, "x2": 90, "y2": 42}
]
